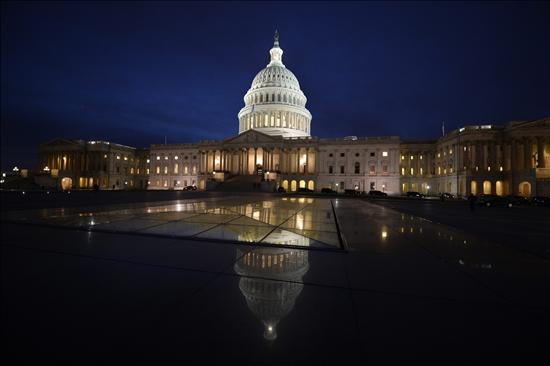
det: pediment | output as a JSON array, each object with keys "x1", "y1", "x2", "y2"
[
  {"x1": 508, "y1": 118, "x2": 550, "y2": 131},
  {"x1": 40, "y1": 138, "x2": 82, "y2": 147},
  {"x1": 223, "y1": 130, "x2": 281, "y2": 145}
]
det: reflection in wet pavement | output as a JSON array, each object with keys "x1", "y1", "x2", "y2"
[
  {"x1": 235, "y1": 246, "x2": 309, "y2": 340},
  {"x1": 2, "y1": 197, "x2": 342, "y2": 249}
]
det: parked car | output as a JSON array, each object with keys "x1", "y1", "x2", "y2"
[
  {"x1": 277, "y1": 186, "x2": 286, "y2": 193},
  {"x1": 406, "y1": 191, "x2": 424, "y2": 198},
  {"x1": 505, "y1": 195, "x2": 529, "y2": 205},
  {"x1": 321, "y1": 188, "x2": 337, "y2": 194},
  {"x1": 477, "y1": 194, "x2": 512, "y2": 207},
  {"x1": 344, "y1": 189, "x2": 360, "y2": 196},
  {"x1": 440, "y1": 192, "x2": 454, "y2": 200},
  {"x1": 368, "y1": 190, "x2": 388, "y2": 197},
  {"x1": 183, "y1": 185, "x2": 197, "y2": 191},
  {"x1": 297, "y1": 187, "x2": 313, "y2": 193},
  {"x1": 531, "y1": 196, "x2": 550, "y2": 206}
]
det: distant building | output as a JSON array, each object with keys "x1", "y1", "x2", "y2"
[{"x1": 37, "y1": 33, "x2": 550, "y2": 196}]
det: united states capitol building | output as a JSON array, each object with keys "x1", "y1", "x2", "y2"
[{"x1": 39, "y1": 32, "x2": 550, "y2": 197}]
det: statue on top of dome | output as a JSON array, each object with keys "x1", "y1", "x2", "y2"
[{"x1": 274, "y1": 30, "x2": 279, "y2": 47}]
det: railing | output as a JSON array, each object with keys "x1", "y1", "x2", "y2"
[{"x1": 536, "y1": 168, "x2": 550, "y2": 179}]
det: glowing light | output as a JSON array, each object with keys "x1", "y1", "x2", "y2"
[
  {"x1": 13, "y1": 166, "x2": 19, "y2": 172},
  {"x1": 382, "y1": 151, "x2": 388, "y2": 157},
  {"x1": 43, "y1": 166, "x2": 50, "y2": 171}
]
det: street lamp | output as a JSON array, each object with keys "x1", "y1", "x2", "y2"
[{"x1": 427, "y1": 185, "x2": 431, "y2": 196}]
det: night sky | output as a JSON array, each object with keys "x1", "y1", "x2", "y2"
[{"x1": 1, "y1": 1, "x2": 549, "y2": 169}]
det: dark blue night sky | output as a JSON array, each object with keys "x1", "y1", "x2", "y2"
[{"x1": 1, "y1": 1, "x2": 549, "y2": 169}]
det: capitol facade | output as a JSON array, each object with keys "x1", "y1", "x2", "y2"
[{"x1": 38, "y1": 32, "x2": 550, "y2": 197}]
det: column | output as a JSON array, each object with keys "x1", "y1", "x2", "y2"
[
  {"x1": 254, "y1": 147, "x2": 257, "y2": 173},
  {"x1": 523, "y1": 138, "x2": 533, "y2": 169},
  {"x1": 285, "y1": 149, "x2": 291, "y2": 174},
  {"x1": 537, "y1": 137, "x2": 546, "y2": 168},
  {"x1": 305, "y1": 148, "x2": 309, "y2": 174},
  {"x1": 296, "y1": 148, "x2": 300, "y2": 174}
]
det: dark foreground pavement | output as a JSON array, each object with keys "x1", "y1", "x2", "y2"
[{"x1": 2, "y1": 193, "x2": 549, "y2": 364}]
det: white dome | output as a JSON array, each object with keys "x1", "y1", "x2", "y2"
[
  {"x1": 251, "y1": 66, "x2": 301, "y2": 92},
  {"x1": 238, "y1": 31, "x2": 312, "y2": 138}
]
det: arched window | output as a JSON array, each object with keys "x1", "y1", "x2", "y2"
[
  {"x1": 354, "y1": 162, "x2": 360, "y2": 174},
  {"x1": 495, "y1": 180, "x2": 504, "y2": 196},
  {"x1": 483, "y1": 180, "x2": 491, "y2": 194},
  {"x1": 470, "y1": 181, "x2": 477, "y2": 195},
  {"x1": 272, "y1": 93, "x2": 275, "y2": 101},
  {"x1": 278, "y1": 94, "x2": 281, "y2": 102},
  {"x1": 299, "y1": 180, "x2": 306, "y2": 188},
  {"x1": 308, "y1": 180, "x2": 315, "y2": 190},
  {"x1": 282, "y1": 180, "x2": 288, "y2": 190},
  {"x1": 518, "y1": 181, "x2": 531, "y2": 197},
  {"x1": 283, "y1": 94, "x2": 287, "y2": 103},
  {"x1": 260, "y1": 94, "x2": 263, "y2": 102},
  {"x1": 254, "y1": 95, "x2": 258, "y2": 103},
  {"x1": 291, "y1": 180, "x2": 297, "y2": 192}
]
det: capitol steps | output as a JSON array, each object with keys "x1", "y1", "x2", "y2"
[{"x1": 213, "y1": 175, "x2": 263, "y2": 192}]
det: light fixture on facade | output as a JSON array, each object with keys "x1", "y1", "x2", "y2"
[
  {"x1": 43, "y1": 166, "x2": 50, "y2": 172},
  {"x1": 12, "y1": 166, "x2": 19, "y2": 172}
]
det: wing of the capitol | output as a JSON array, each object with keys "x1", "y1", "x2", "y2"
[{"x1": 35, "y1": 32, "x2": 550, "y2": 197}]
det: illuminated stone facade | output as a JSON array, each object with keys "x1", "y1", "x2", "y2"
[{"x1": 37, "y1": 33, "x2": 550, "y2": 196}]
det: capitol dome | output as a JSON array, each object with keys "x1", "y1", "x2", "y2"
[{"x1": 238, "y1": 31, "x2": 312, "y2": 138}]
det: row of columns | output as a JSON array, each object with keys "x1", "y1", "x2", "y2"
[{"x1": 199, "y1": 147, "x2": 316, "y2": 175}]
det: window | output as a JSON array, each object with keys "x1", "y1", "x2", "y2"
[
  {"x1": 116, "y1": 166, "x2": 120, "y2": 173},
  {"x1": 340, "y1": 165, "x2": 345, "y2": 174},
  {"x1": 410, "y1": 168, "x2": 414, "y2": 175},
  {"x1": 370, "y1": 182, "x2": 375, "y2": 190},
  {"x1": 370, "y1": 152, "x2": 375, "y2": 157},
  {"x1": 174, "y1": 163, "x2": 179, "y2": 174},
  {"x1": 340, "y1": 153, "x2": 345, "y2": 157},
  {"x1": 156, "y1": 156, "x2": 160, "y2": 160},
  {"x1": 175, "y1": 156, "x2": 178, "y2": 160},
  {"x1": 146, "y1": 168, "x2": 150, "y2": 174},
  {"x1": 354, "y1": 162, "x2": 360, "y2": 174},
  {"x1": 410, "y1": 156, "x2": 414, "y2": 160},
  {"x1": 369, "y1": 165, "x2": 375, "y2": 174},
  {"x1": 329, "y1": 166, "x2": 333, "y2": 174},
  {"x1": 355, "y1": 153, "x2": 360, "y2": 157},
  {"x1": 401, "y1": 167, "x2": 405, "y2": 176},
  {"x1": 164, "y1": 166, "x2": 168, "y2": 174},
  {"x1": 382, "y1": 151, "x2": 388, "y2": 157},
  {"x1": 329, "y1": 153, "x2": 333, "y2": 157},
  {"x1": 382, "y1": 165, "x2": 388, "y2": 173}
]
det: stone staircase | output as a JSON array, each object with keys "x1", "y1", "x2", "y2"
[{"x1": 213, "y1": 175, "x2": 263, "y2": 192}]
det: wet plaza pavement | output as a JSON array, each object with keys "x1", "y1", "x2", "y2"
[{"x1": 2, "y1": 195, "x2": 549, "y2": 363}]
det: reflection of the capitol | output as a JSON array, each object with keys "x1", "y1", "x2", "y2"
[{"x1": 234, "y1": 245, "x2": 309, "y2": 341}]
